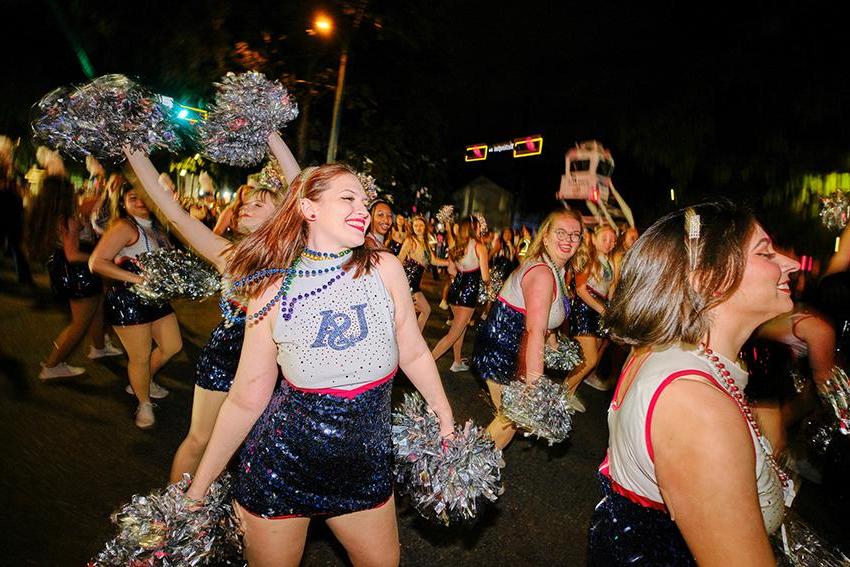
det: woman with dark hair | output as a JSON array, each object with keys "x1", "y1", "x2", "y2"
[
  {"x1": 588, "y1": 200, "x2": 798, "y2": 565},
  {"x1": 431, "y1": 216, "x2": 490, "y2": 372},
  {"x1": 365, "y1": 199, "x2": 393, "y2": 248},
  {"x1": 185, "y1": 164, "x2": 454, "y2": 566},
  {"x1": 124, "y1": 129, "x2": 297, "y2": 479},
  {"x1": 472, "y1": 209, "x2": 582, "y2": 449},
  {"x1": 89, "y1": 180, "x2": 182, "y2": 428},
  {"x1": 27, "y1": 176, "x2": 121, "y2": 380},
  {"x1": 398, "y1": 214, "x2": 448, "y2": 331}
]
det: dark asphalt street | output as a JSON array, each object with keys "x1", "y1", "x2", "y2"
[{"x1": 1, "y1": 263, "x2": 847, "y2": 566}]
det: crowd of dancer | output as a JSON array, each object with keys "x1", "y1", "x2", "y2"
[{"x1": 4, "y1": 113, "x2": 850, "y2": 564}]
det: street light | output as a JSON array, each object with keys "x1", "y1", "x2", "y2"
[
  {"x1": 313, "y1": 12, "x2": 348, "y2": 163},
  {"x1": 314, "y1": 14, "x2": 333, "y2": 34}
]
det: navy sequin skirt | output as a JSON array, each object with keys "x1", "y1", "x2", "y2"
[
  {"x1": 104, "y1": 259, "x2": 174, "y2": 326},
  {"x1": 195, "y1": 318, "x2": 245, "y2": 392},
  {"x1": 235, "y1": 378, "x2": 394, "y2": 518},
  {"x1": 403, "y1": 259, "x2": 426, "y2": 293},
  {"x1": 571, "y1": 289, "x2": 607, "y2": 338},
  {"x1": 588, "y1": 473, "x2": 695, "y2": 566},
  {"x1": 447, "y1": 269, "x2": 482, "y2": 308},
  {"x1": 47, "y1": 249, "x2": 102, "y2": 300},
  {"x1": 472, "y1": 299, "x2": 525, "y2": 385}
]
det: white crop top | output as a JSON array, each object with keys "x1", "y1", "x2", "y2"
[
  {"x1": 273, "y1": 256, "x2": 399, "y2": 391},
  {"x1": 116, "y1": 216, "x2": 169, "y2": 261},
  {"x1": 497, "y1": 258, "x2": 566, "y2": 330},
  {"x1": 604, "y1": 344, "x2": 784, "y2": 534},
  {"x1": 456, "y1": 240, "x2": 480, "y2": 272}
]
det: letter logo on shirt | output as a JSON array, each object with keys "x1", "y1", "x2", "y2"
[{"x1": 311, "y1": 303, "x2": 369, "y2": 351}]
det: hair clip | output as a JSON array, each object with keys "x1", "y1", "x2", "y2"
[{"x1": 684, "y1": 207, "x2": 701, "y2": 270}]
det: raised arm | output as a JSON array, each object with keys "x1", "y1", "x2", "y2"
[
  {"x1": 376, "y1": 253, "x2": 454, "y2": 436},
  {"x1": 186, "y1": 286, "x2": 282, "y2": 499},
  {"x1": 518, "y1": 265, "x2": 556, "y2": 382},
  {"x1": 266, "y1": 131, "x2": 301, "y2": 185},
  {"x1": 797, "y1": 315, "x2": 836, "y2": 385},
  {"x1": 825, "y1": 222, "x2": 850, "y2": 276},
  {"x1": 123, "y1": 148, "x2": 230, "y2": 273}
]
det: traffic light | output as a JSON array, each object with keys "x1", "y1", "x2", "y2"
[
  {"x1": 174, "y1": 103, "x2": 208, "y2": 124},
  {"x1": 464, "y1": 144, "x2": 488, "y2": 162},
  {"x1": 513, "y1": 135, "x2": 543, "y2": 158}
]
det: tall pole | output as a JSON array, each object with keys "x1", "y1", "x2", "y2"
[{"x1": 326, "y1": 47, "x2": 348, "y2": 164}]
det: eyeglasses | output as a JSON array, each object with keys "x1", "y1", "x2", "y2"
[{"x1": 553, "y1": 229, "x2": 582, "y2": 243}]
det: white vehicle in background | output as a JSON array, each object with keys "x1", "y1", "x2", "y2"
[{"x1": 557, "y1": 140, "x2": 634, "y2": 230}]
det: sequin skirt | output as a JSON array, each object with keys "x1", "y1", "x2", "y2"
[
  {"x1": 472, "y1": 299, "x2": 525, "y2": 385},
  {"x1": 104, "y1": 259, "x2": 174, "y2": 326},
  {"x1": 403, "y1": 259, "x2": 426, "y2": 293},
  {"x1": 235, "y1": 378, "x2": 394, "y2": 518},
  {"x1": 588, "y1": 473, "x2": 694, "y2": 566},
  {"x1": 195, "y1": 318, "x2": 245, "y2": 392},
  {"x1": 570, "y1": 289, "x2": 607, "y2": 338},
  {"x1": 47, "y1": 249, "x2": 102, "y2": 300},
  {"x1": 447, "y1": 269, "x2": 482, "y2": 308}
]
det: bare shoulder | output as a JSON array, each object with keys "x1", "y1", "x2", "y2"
[{"x1": 375, "y1": 250, "x2": 404, "y2": 273}]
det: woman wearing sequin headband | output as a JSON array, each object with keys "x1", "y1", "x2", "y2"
[
  {"x1": 587, "y1": 200, "x2": 798, "y2": 565},
  {"x1": 89, "y1": 181, "x2": 182, "y2": 428},
  {"x1": 471, "y1": 209, "x2": 582, "y2": 449},
  {"x1": 186, "y1": 164, "x2": 454, "y2": 566},
  {"x1": 398, "y1": 215, "x2": 449, "y2": 331},
  {"x1": 431, "y1": 216, "x2": 490, "y2": 372},
  {"x1": 124, "y1": 131, "x2": 298, "y2": 479}
]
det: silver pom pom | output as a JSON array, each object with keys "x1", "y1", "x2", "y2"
[
  {"x1": 357, "y1": 173, "x2": 378, "y2": 203},
  {"x1": 472, "y1": 212, "x2": 488, "y2": 237},
  {"x1": 255, "y1": 157, "x2": 286, "y2": 192},
  {"x1": 772, "y1": 509, "x2": 850, "y2": 566},
  {"x1": 816, "y1": 366, "x2": 850, "y2": 435},
  {"x1": 197, "y1": 71, "x2": 299, "y2": 167},
  {"x1": 500, "y1": 376, "x2": 574, "y2": 445},
  {"x1": 436, "y1": 205, "x2": 455, "y2": 226},
  {"x1": 132, "y1": 249, "x2": 221, "y2": 302},
  {"x1": 392, "y1": 392, "x2": 505, "y2": 525},
  {"x1": 32, "y1": 74, "x2": 181, "y2": 162},
  {"x1": 804, "y1": 418, "x2": 837, "y2": 457},
  {"x1": 91, "y1": 473, "x2": 243, "y2": 566},
  {"x1": 820, "y1": 192, "x2": 850, "y2": 230},
  {"x1": 478, "y1": 269, "x2": 504, "y2": 304},
  {"x1": 544, "y1": 334, "x2": 585, "y2": 373}
]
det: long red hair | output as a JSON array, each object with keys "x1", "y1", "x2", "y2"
[{"x1": 227, "y1": 164, "x2": 381, "y2": 297}]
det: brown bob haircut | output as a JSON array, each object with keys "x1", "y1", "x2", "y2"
[{"x1": 603, "y1": 199, "x2": 757, "y2": 347}]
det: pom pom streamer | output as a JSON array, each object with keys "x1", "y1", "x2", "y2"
[
  {"x1": 197, "y1": 72, "x2": 298, "y2": 167},
  {"x1": 500, "y1": 375, "x2": 574, "y2": 445},
  {"x1": 131, "y1": 249, "x2": 221, "y2": 302},
  {"x1": 255, "y1": 158, "x2": 286, "y2": 193},
  {"x1": 478, "y1": 269, "x2": 504, "y2": 304},
  {"x1": 820, "y1": 192, "x2": 850, "y2": 230},
  {"x1": 392, "y1": 392, "x2": 505, "y2": 525},
  {"x1": 436, "y1": 205, "x2": 455, "y2": 226},
  {"x1": 772, "y1": 510, "x2": 850, "y2": 566},
  {"x1": 817, "y1": 366, "x2": 850, "y2": 435},
  {"x1": 90, "y1": 473, "x2": 243, "y2": 566},
  {"x1": 472, "y1": 212, "x2": 488, "y2": 237},
  {"x1": 544, "y1": 334, "x2": 585, "y2": 373},
  {"x1": 32, "y1": 74, "x2": 181, "y2": 162}
]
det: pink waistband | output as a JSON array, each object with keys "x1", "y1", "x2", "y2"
[
  {"x1": 284, "y1": 367, "x2": 397, "y2": 399},
  {"x1": 497, "y1": 296, "x2": 526, "y2": 315},
  {"x1": 599, "y1": 457, "x2": 668, "y2": 512},
  {"x1": 460, "y1": 267, "x2": 481, "y2": 273}
]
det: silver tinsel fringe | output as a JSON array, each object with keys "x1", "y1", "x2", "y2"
[
  {"x1": 197, "y1": 71, "x2": 299, "y2": 167},
  {"x1": 392, "y1": 392, "x2": 505, "y2": 526},
  {"x1": 820, "y1": 192, "x2": 850, "y2": 230},
  {"x1": 90, "y1": 473, "x2": 244, "y2": 566},
  {"x1": 804, "y1": 417, "x2": 837, "y2": 457},
  {"x1": 773, "y1": 510, "x2": 850, "y2": 566},
  {"x1": 500, "y1": 376, "x2": 574, "y2": 445},
  {"x1": 544, "y1": 334, "x2": 585, "y2": 373},
  {"x1": 436, "y1": 205, "x2": 455, "y2": 226},
  {"x1": 255, "y1": 157, "x2": 286, "y2": 193},
  {"x1": 132, "y1": 249, "x2": 221, "y2": 302},
  {"x1": 817, "y1": 366, "x2": 850, "y2": 435},
  {"x1": 32, "y1": 74, "x2": 181, "y2": 162},
  {"x1": 478, "y1": 269, "x2": 504, "y2": 304}
]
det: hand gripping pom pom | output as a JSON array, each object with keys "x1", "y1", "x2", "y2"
[
  {"x1": 32, "y1": 74, "x2": 181, "y2": 162},
  {"x1": 436, "y1": 205, "x2": 455, "y2": 226},
  {"x1": 90, "y1": 473, "x2": 244, "y2": 566},
  {"x1": 197, "y1": 71, "x2": 299, "y2": 167},
  {"x1": 500, "y1": 376, "x2": 574, "y2": 445},
  {"x1": 820, "y1": 192, "x2": 850, "y2": 230},
  {"x1": 131, "y1": 249, "x2": 221, "y2": 302},
  {"x1": 392, "y1": 393, "x2": 505, "y2": 525},
  {"x1": 544, "y1": 334, "x2": 585, "y2": 373}
]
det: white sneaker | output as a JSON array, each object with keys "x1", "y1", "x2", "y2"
[
  {"x1": 88, "y1": 343, "x2": 124, "y2": 359},
  {"x1": 584, "y1": 373, "x2": 612, "y2": 392},
  {"x1": 439, "y1": 300, "x2": 449, "y2": 310},
  {"x1": 565, "y1": 392, "x2": 586, "y2": 413},
  {"x1": 450, "y1": 361, "x2": 470, "y2": 372},
  {"x1": 39, "y1": 362, "x2": 85, "y2": 381},
  {"x1": 135, "y1": 402, "x2": 155, "y2": 429},
  {"x1": 125, "y1": 381, "x2": 170, "y2": 399}
]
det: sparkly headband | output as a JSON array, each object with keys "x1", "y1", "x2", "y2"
[
  {"x1": 684, "y1": 207, "x2": 701, "y2": 270},
  {"x1": 471, "y1": 212, "x2": 488, "y2": 237},
  {"x1": 357, "y1": 172, "x2": 378, "y2": 204}
]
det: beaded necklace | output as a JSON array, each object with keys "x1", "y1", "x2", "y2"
[
  {"x1": 301, "y1": 247, "x2": 352, "y2": 261},
  {"x1": 541, "y1": 251, "x2": 571, "y2": 315},
  {"x1": 696, "y1": 344, "x2": 789, "y2": 489}
]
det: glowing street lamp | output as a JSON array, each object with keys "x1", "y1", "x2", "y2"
[
  {"x1": 313, "y1": 12, "x2": 348, "y2": 163},
  {"x1": 314, "y1": 14, "x2": 334, "y2": 34}
]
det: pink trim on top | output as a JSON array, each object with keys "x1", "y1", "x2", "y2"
[
  {"x1": 497, "y1": 296, "x2": 526, "y2": 315},
  {"x1": 599, "y1": 452, "x2": 668, "y2": 511},
  {"x1": 460, "y1": 267, "x2": 481, "y2": 273},
  {"x1": 586, "y1": 284, "x2": 608, "y2": 300},
  {"x1": 285, "y1": 368, "x2": 397, "y2": 399},
  {"x1": 609, "y1": 354, "x2": 641, "y2": 411},
  {"x1": 521, "y1": 263, "x2": 557, "y2": 298},
  {"x1": 644, "y1": 369, "x2": 714, "y2": 463}
]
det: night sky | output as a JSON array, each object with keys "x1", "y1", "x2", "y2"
[{"x1": 3, "y1": 1, "x2": 849, "y2": 240}]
